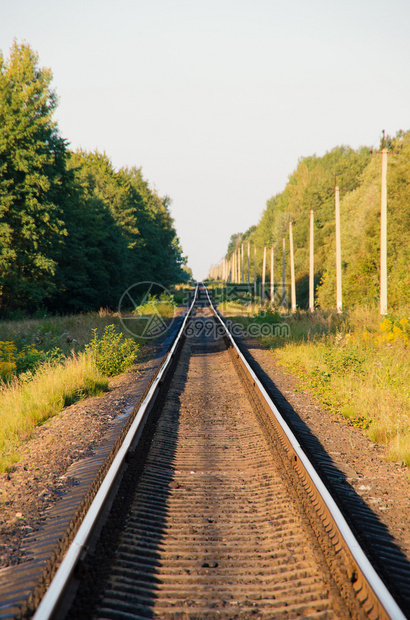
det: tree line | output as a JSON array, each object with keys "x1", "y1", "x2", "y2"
[
  {"x1": 216, "y1": 133, "x2": 410, "y2": 310},
  {"x1": 0, "y1": 41, "x2": 188, "y2": 316}
]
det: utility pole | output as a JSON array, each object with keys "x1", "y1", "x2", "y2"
[
  {"x1": 247, "y1": 242, "x2": 250, "y2": 285},
  {"x1": 309, "y1": 210, "x2": 314, "y2": 312},
  {"x1": 235, "y1": 248, "x2": 238, "y2": 283},
  {"x1": 335, "y1": 176, "x2": 342, "y2": 313},
  {"x1": 241, "y1": 243, "x2": 244, "y2": 283},
  {"x1": 289, "y1": 220, "x2": 296, "y2": 312},
  {"x1": 380, "y1": 133, "x2": 388, "y2": 316},
  {"x1": 262, "y1": 246, "x2": 267, "y2": 301},
  {"x1": 282, "y1": 238, "x2": 286, "y2": 308},
  {"x1": 270, "y1": 246, "x2": 274, "y2": 306},
  {"x1": 254, "y1": 246, "x2": 257, "y2": 299}
]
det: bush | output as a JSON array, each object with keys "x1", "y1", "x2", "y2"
[
  {"x1": 15, "y1": 344, "x2": 44, "y2": 375},
  {"x1": 85, "y1": 325, "x2": 140, "y2": 376},
  {"x1": 0, "y1": 341, "x2": 44, "y2": 381}
]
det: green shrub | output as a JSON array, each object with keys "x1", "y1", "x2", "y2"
[
  {"x1": 15, "y1": 344, "x2": 44, "y2": 375},
  {"x1": 0, "y1": 341, "x2": 46, "y2": 380},
  {"x1": 85, "y1": 325, "x2": 139, "y2": 376}
]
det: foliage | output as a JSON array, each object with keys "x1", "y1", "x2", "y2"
[
  {"x1": 0, "y1": 353, "x2": 108, "y2": 472},
  {"x1": 0, "y1": 340, "x2": 44, "y2": 381},
  {"x1": 272, "y1": 312, "x2": 410, "y2": 464},
  {"x1": 48, "y1": 152, "x2": 189, "y2": 312},
  {"x1": 133, "y1": 292, "x2": 176, "y2": 318},
  {"x1": 0, "y1": 41, "x2": 190, "y2": 317},
  {"x1": 85, "y1": 325, "x2": 140, "y2": 376},
  {"x1": 0, "y1": 41, "x2": 68, "y2": 313},
  {"x1": 223, "y1": 133, "x2": 410, "y2": 311},
  {"x1": 221, "y1": 302, "x2": 410, "y2": 464}
]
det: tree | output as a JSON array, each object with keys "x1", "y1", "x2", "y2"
[
  {"x1": 225, "y1": 233, "x2": 242, "y2": 259},
  {"x1": 50, "y1": 153, "x2": 188, "y2": 312},
  {"x1": 0, "y1": 41, "x2": 67, "y2": 313},
  {"x1": 125, "y1": 167, "x2": 187, "y2": 285},
  {"x1": 49, "y1": 151, "x2": 133, "y2": 311},
  {"x1": 49, "y1": 155, "x2": 129, "y2": 312}
]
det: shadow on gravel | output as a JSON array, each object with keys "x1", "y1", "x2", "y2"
[
  {"x1": 67, "y1": 332, "x2": 190, "y2": 619},
  {"x1": 238, "y1": 337, "x2": 410, "y2": 617}
]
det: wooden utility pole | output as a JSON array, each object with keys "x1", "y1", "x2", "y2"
[
  {"x1": 241, "y1": 244, "x2": 244, "y2": 283},
  {"x1": 262, "y1": 246, "x2": 267, "y2": 300},
  {"x1": 282, "y1": 238, "x2": 286, "y2": 308},
  {"x1": 335, "y1": 177, "x2": 342, "y2": 313},
  {"x1": 309, "y1": 210, "x2": 314, "y2": 312},
  {"x1": 289, "y1": 221, "x2": 296, "y2": 312},
  {"x1": 254, "y1": 246, "x2": 257, "y2": 299},
  {"x1": 380, "y1": 144, "x2": 388, "y2": 315},
  {"x1": 270, "y1": 246, "x2": 274, "y2": 306},
  {"x1": 247, "y1": 242, "x2": 250, "y2": 285}
]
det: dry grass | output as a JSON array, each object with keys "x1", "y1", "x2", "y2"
[
  {"x1": 0, "y1": 303, "x2": 181, "y2": 473},
  {"x1": 0, "y1": 353, "x2": 108, "y2": 472},
  {"x1": 268, "y1": 319, "x2": 410, "y2": 466},
  {"x1": 222, "y1": 302, "x2": 410, "y2": 467},
  {"x1": 0, "y1": 311, "x2": 144, "y2": 356}
]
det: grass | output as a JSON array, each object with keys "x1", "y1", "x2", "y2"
[
  {"x1": 222, "y1": 301, "x2": 410, "y2": 467},
  {"x1": 0, "y1": 293, "x2": 191, "y2": 473},
  {"x1": 132, "y1": 292, "x2": 178, "y2": 319},
  {"x1": 0, "y1": 310, "x2": 148, "y2": 473},
  {"x1": 0, "y1": 310, "x2": 144, "y2": 357},
  {"x1": 0, "y1": 353, "x2": 108, "y2": 472}
]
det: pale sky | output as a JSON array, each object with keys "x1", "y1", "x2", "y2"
[{"x1": 1, "y1": 0, "x2": 409, "y2": 279}]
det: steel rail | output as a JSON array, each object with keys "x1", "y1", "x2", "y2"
[
  {"x1": 33, "y1": 285, "x2": 199, "y2": 620},
  {"x1": 204, "y1": 285, "x2": 406, "y2": 620}
]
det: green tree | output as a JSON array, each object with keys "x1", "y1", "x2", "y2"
[
  {"x1": 50, "y1": 153, "x2": 188, "y2": 312},
  {"x1": 225, "y1": 233, "x2": 242, "y2": 259},
  {"x1": 318, "y1": 133, "x2": 410, "y2": 308},
  {"x1": 0, "y1": 41, "x2": 67, "y2": 313},
  {"x1": 50, "y1": 151, "x2": 131, "y2": 311},
  {"x1": 125, "y1": 167, "x2": 187, "y2": 285}
]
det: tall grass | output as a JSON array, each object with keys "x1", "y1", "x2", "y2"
[
  {"x1": 0, "y1": 310, "x2": 147, "y2": 472},
  {"x1": 0, "y1": 353, "x2": 108, "y2": 472},
  {"x1": 0, "y1": 295, "x2": 186, "y2": 471},
  {"x1": 0, "y1": 311, "x2": 142, "y2": 356},
  {"x1": 223, "y1": 302, "x2": 410, "y2": 467},
  {"x1": 132, "y1": 292, "x2": 177, "y2": 319}
]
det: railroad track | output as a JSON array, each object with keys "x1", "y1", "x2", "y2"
[{"x1": 3, "y1": 285, "x2": 408, "y2": 619}]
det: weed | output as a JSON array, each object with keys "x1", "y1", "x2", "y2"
[
  {"x1": 0, "y1": 354, "x2": 108, "y2": 473},
  {"x1": 221, "y1": 301, "x2": 410, "y2": 466},
  {"x1": 133, "y1": 293, "x2": 176, "y2": 319},
  {"x1": 85, "y1": 325, "x2": 140, "y2": 376}
]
